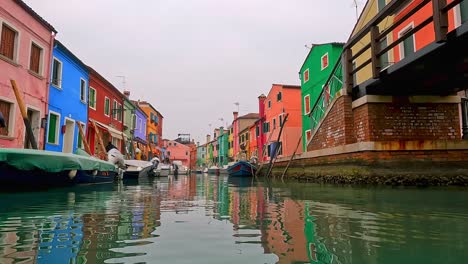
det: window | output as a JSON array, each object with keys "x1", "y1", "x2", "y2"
[
  {"x1": 306, "y1": 130, "x2": 312, "y2": 142},
  {"x1": 112, "y1": 138, "x2": 120, "y2": 149},
  {"x1": 117, "y1": 103, "x2": 122, "y2": 122},
  {"x1": 113, "y1": 100, "x2": 118, "y2": 120},
  {"x1": 462, "y1": 1, "x2": 468, "y2": 23},
  {"x1": 186, "y1": 151, "x2": 188, "y2": 156},
  {"x1": 0, "y1": 100, "x2": 13, "y2": 136},
  {"x1": 174, "y1": 143, "x2": 177, "y2": 146},
  {"x1": 304, "y1": 95, "x2": 311, "y2": 114},
  {"x1": 0, "y1": 23, "x2": 18, "y2": 61},
  {"x1": 132, "y1": 114, "x2": 137, "y2": 129},
  {"x1": 279, "y1": 114, "x2": 283, "y2": 126},
  {"x1": 377, "y1": 0, "x2": 386, "y2": 11},
  {"x1": 277, "y1": 92, "x2": 282, "y2": 101},
  {"x1": 380, "y1": 37, "x2": 389, "y2": 69},
  {"x1": 51, "y1": 58, "x2": 62, "y2": 87},
  {"x1": 89, "y1": 87, "x2": 96, "y2": 109},
  {"x1": 167, "y1": 151, "x2": 171, "y2": 156},
  {"x1": 399, "y1": 24, "x2": 415, "y2": 60},
  {"x1": 29, "y1": 42, "x2": 43, "y2": 75},
  {"x1": 80, "y1": 79, "x2": 87, "y2": 103},
  {"x1": 47, "y1": 112, "x2": 60, "y2": 144},
  {"x1": 202, "y1": 154, "x2": 205, "y2": 159},
  {"x1": 304, "y1": 69, "x2": 309, "y2": 83},
  {"x1": 246, "y1": 133, "x2": 249, "y2": 140},
  {"x1": 168, "y1": 142, "x2": 171, "y2": 146},
  {"x1": 104, "y1": 97, "x2": 110, "y2": 116},
  {"x1": 321, "y1": 53, "x2": 329, "y2": 70},
  {"x1": 273, "y1": 118, "x2": 276, "y2": 129},
  {"x1": 255, "y1": 125, "x2": 259, "y2": 137},
  {"x1": 268, "y1": 100, "x2": 271, "y2": 108}
]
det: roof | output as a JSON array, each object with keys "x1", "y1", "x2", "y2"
[
  {"x1": 14, "y1": 0, "x2": 57, "y2": 33},
  {"x1": 237, "y1": 113, "x2": 259, "y2": 120},
  {"x1": 138, "y1": 101, "x2": 164, "y2": 118},
  {"x1": 299, "y1": 42, "x2": 345, "y2": 72},
  {"x1": 272, "y1": 84, "x2": 301, "y2": 90},
  {"x1": 87, "y1": 66, "x2": 125, "y2": 99},
  {"x1": 348, "y1": 0, "x2": 372, "y2": 40},
  {"x1": 54, "y1": 40, "x2": 87, "y2": 73},
  {"x1": 130, "y1": 100, "x2": 149, "y2": 117}
]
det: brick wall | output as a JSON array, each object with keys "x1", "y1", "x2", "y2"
[
  {"x1": 308, "y1": 96, "x2": 355, "y2": 151},
  {"x1": 354, "y1": 102, "x2": 461, "y2": 142}
]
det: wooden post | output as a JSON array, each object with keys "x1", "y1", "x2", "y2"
[
  {"x1": 91, "y1": 120, "x2": 107, "y2": 160},
  {"x1": 77, "y1": 122, "x2": 92, "y2": 155},
  {"x1": 265, "y1": 113, "x2": 289, "y2": 178},
  {"x1": 255, "y1": 125, "x2": 277, "y2": 177},
  {"x1": 281, "y1": 135, "x2": 303, "y2": 180},
  {"x1": 10, "y1": 79, "x2": 38, "y2": 149},
  {"x1": 343, "y1": 49, "x2": 354, "y2": 95},
  {"x1": 370, "y1": 25, "x2": 381, "y2": 79},
  {"x1": 433, "y1": 0, "x2": 448, "y2": 43}
]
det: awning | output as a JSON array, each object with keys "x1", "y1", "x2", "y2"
[{"x1": 90, "y1": 119, "x2": 127, "y2": 140}]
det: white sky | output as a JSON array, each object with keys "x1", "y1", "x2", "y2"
[{"x1": 24, "y1": 0, "x2": 365, "y2": 143}]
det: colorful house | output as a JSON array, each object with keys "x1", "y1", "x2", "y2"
[
  {"x1": 87, "y1": 67, "x2": 125, "y2": 158},
  {"x1": 217, "y1": 127, "x2": 229, "y2": 167},
  {"x1": 163, "y1": 139, "x2": 191, "y2": 167},
  {"x1": 248, "y1": 123, "x2": 258, "y2": 159},
  {"x1": 122, "y1": 91, "x2": 136, "y2": 157},
  {"x1": 239, "y1": 126, "x2": 251, "y2": 160},
  {"x1": 45, "y1": 40, "x2": 88, "y2": 154},
  {"x1": 227, "y1": 125, "x2": 234, "y2": 160},
  {"x1": 264, "y1": 84, "x2": 302, "y2": 160},
  {"x1": 155, "y1": 110, "x2": 164, "y2": 148},
  {"x1": 197, "y1": 143, "x2": 207, "y2": 167},
  {"x1": 255, "y1": 94, "x2": 267, "y2": 161},
  {"x1": 299, "y1": 43, "x2": 344, "y2": 151},
  {"x1": 131, "y1": 100, "x2": 148, "y2": 159},
  {"x1": 138, "y1": 101, "x2": 160, "y2": 159},
  {"x1": 231, "y1": 112, "x2": 259, "y2": 161},
  {"x1": 0, "y1": 0, "x2": 56, "y2": 149}
]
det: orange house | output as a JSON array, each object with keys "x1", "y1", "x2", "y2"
[
  {"x1": 392, "y1": 0, "x2": 468, "y2": 62},
  {"x1": 263, "y1": 84, "x2": 302, "y2": 160},
  {"x1": 138, "y1": 101, "x2": 161, "y2": 159}
]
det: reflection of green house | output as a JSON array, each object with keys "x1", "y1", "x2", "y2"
[
  {"x1": 299, "y1": 43, "x2": 343, "y2": 151},
  {"x1": 304, "y1": 202, "x2": 334, "y2": 264}
]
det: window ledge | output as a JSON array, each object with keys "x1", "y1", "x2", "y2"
[
  {"x1": 0, "y1": 55, "x2": 19, "y2": 67},
  {"x1": 28, "y1": 70, "x2": 44, "y2": 80},
  {"x1": 81, "y1": 100, "x2": 87, "y2": 105},
  {"x1": 52, "y1": 84, "x2": 62, "y2": 90},
  {"x1": 0, "y1": 135, "x2": 15, "y2": 141}
]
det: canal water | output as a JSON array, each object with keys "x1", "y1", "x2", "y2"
[{"x1": 0, "y1": 174, "x2": 467, "y2": 264}]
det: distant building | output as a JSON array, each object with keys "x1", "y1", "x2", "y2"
[
  {"x1": 163, "y1": 139, "x2": 191, "y2": 168},
  {"x1": 231, "y1": 112, "x2": 259, "y2": 160},
  {"x1": 131, "y1": 100, "x2": 148, "y2": 159},
  {"x1": 138, "y1": 101, "x2": 161, "y2": 159}
]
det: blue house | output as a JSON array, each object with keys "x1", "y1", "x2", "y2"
[{"x1": 45, "y1": 40, "x2": 88, "y2": 153}]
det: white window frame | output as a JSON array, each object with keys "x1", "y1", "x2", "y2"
[
  {"x1": 104, "y1": 97, "x2": 110, "y2": 117},
  {"x1": 398, "y1": 22, "x2": 416, "y2": 60},
  {"x1": 89, "y1": 87, "x2": 97, "y2": 110},
  {"x1": 80, "y1": 78, "x2": 87, "y2": 104},
  {"x1": 304, "y1": 94, "x2": 311, "y2": 115},
  {"x1": 51, "y1": 57, "x2": 63, "y2": 88},
  {"x1": 0, "y1": 96, "x2": 16, "y2": 138},
  {"x1": 47, "y1": 110, "x2": 61, "y2": 145},
  {"x1": 28, "y1": 40, "x2": 45, "y2": 77},
  {"x1": 0, "y1": 20, "x2": 20, "y2": 63},
  {"x1": 321, "y1": 53, "x2": 329, "y2": 70},
  {"x1": 303, "y1": 68, "x2": 310, "y2": 83},
  {"x1": 454, "y1": 5, "x2": 462, "y2": 28}
]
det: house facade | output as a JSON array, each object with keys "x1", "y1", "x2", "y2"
[
  {"x1": 249, "y1": 123, "x2": 258, "y2": 159},
  {"x1": 197, "y1": 143, "x2": 207, "y2": 167},
  {"x1": 131, "y1": 101, "x2": 148, "y2": 159},
  {"x1": 122, "y1": 91, "x2": 135, "y2": 157},
  {"x1": 87, "y1": 67, "x2": 124, "y2": 158},
  {"x1": 231, "y1": 112, "x2": 259, "y2": 161},
  {"x1": 239, "y1": 127, "x2": 250, "y2": 160},
  {"x1": 264, "y1": 84, "x2": 302, "y2": 160},
  {"x1": 227, "y1": 125, "x2": 234, "y2": 160},
  {"x1": 0, "y1": 0, "x2": 56, "y2": 149},
  {"x1": 45, "y1": 40, "x2": 88, "y2": 154},
  {"x1": 163, "y1": 139, "x2": 191, "y2": 167},
  {"x1": 138, "y1": 101, "x2": 160, "y2": 159},
  {"x1": 299, "y1": 43, "x2": 343, "y2": 151},
  {"x1": 155, "y1": 110, "x2": 164, "y2": 148},
  {"x1": 256, "y1": 94, "x2": 267, "y2": 161},
  {"x1": 217, "y1": 127, "x2": 229, "y2": 167}
]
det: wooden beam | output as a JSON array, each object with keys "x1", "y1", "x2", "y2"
[
  {"x1": 343, "y1": 49, "x2": 354, "y2": 94},
  {"x1": 370, "y1": 26, "x2": 382, "y2": 79},
  {"x1": 77, "y1": 121, "x2": 91, "y2": 155},
  {"x1": 265, "y1": 113, "x2": 289, "y2": 178},
  {"x1": 281, "y1": 134, "x2": 302, "y2": 180},
  {"x1": 91, "y1": 120, "x2": 107, "y2": 160},
  {"x1": 433, "y1": 0, "x2": 448, "y2": 42},
  {"x1": 10, "y1": 79, "x2": 38, "y2": 149}
]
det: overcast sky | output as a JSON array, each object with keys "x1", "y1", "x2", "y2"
[{"x1": 25, "y1": 0, "x2": 364, "y2": 144}]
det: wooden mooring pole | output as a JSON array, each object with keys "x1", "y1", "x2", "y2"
[
  {"x1": 265, "y1": 113, "x2": 289, "y2": 178},
  {"x1": 281, "y1": 134, "x2": 303, "y2": 180},
  {"x1": 10, "y1": 80, "x2": 38, "y2": 149},
  {"x1": 77, "y1": 121, "x2": 92, "y2": 155}
]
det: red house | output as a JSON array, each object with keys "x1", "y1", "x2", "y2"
[{"x1": 86, "y1": 67, "x2": 125, "y2": 158}]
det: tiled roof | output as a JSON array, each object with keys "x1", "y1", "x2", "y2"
[
  {"x1": 14, "y1": 0, "x2": 57, "y2": 33},
  {"x1": 238, "y1": 113, "x2": 259, "y2": 119}
]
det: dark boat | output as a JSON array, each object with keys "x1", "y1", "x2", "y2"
[
  {"x1": 0, "y1": 148, "x2": 117, "y2": 189},
  {"x1": 227, "y1": 160, "x2": 257, "y2": 177}
]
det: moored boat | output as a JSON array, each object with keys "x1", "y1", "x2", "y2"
[
  {"x1": 227, "y1": 160, "x2": 256, "y2": 177},
  {"x1": 207, "y1": 165, "x2": 220, "y2": 175},
  {"x1": 0, "y1": 148, "x2": 117, "y2": 189},
  {"x1": 123, "y1": 160, "x2": 156, "y2": 179}
]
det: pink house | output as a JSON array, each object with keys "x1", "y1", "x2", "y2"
[
  {"x1": 163, "y1": 139, "x2": 191, "y2": 167},
  {"x1": 0, "y1": 0, "x2": 56, "y2": 149}
]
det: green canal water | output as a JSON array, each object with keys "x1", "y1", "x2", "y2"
[{"x1": 0, "y1": 174, "x2": 467, "y2": 264}]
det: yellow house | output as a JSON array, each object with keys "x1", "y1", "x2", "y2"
[
  {"x1": 349, "y1": 0, "x2": 394, "y2": 86},
  {"x1": 228, "y1": 125, "x2": 234, "y2": 160},
  {"x1": 238, "y1": 127, "x2": 250, "y2": 160}
]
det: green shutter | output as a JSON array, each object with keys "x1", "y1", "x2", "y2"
[
  {"x1": 380, "y1": 37, "x2": 389, "y2": 68},
  {"x1": 403, "y1": 34, "x2": 415, "y2": 59},
  {"x1": 105, "y1": 99, "x2": 110, "y2": 115},
  {"x1": 378, "y1": 0, "x2": 386, "y2": 11},
  {"x1": 89, "y1": 89, "x2": 95, "y2": 107},
  {"x1": 461, "y1": 1, "x2": 468, "y2": 23},
  {"x1": 48, "y1": 114, "x2": 57, "y2": 143}
]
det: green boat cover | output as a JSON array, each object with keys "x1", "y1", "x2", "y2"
[{"x1": 0, "y1": 148, "x2": 116, "y2": 173}]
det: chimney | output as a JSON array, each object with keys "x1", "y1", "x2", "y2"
[
  {"x1": 233, "y1": 111, "x2": 238, "y2": 120},
  {"x1": 258, "y1": 94, "x2": 266, "y2": 118},
  {"x1": 123, "y1": 90, "x2": 130, "y2": 98},
  {"x1": 206, "y1": 134, "x2": 211, "y2": 143}
]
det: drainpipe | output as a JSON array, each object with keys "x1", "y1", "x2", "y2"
[{"x1": 43, "y1": 32, "x2": 56, "y2": 150}]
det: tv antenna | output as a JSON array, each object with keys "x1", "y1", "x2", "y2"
[
  {"x1": 234, "y1": 102, "x2": 240, "y2": 112},
  {"x1": 116, "y1": 75, "x2": 126, "y2": 90}
]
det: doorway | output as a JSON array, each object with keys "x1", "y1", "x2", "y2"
[
  {"x1": 62, "y1": 118, "x2": 75, "y2": 153},
  {"x1": 24, "y1": 108, "x2": 41, "y2": 149}
]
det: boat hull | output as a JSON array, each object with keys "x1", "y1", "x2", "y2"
[
  {"x1": 75, "y1": 170, "x2": 117, "y2": 184},
  {"x1": 227, "y1": 161, "x2": 256, "y2": 177}
]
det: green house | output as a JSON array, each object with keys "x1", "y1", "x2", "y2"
[{"x1": 299, "y1": 43, "x2": 343, "y2": 151}]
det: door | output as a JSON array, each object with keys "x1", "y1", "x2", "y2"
[
  {"x1": 62, "y1": 118, "x2": 75, "y2": 153},
  {"x1": 24, "y1": 108, "x2": 40, "y2": 149}
]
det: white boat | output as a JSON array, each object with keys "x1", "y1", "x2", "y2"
[
  {"x1": 171, "y1": 161, "x2": 189, "y2": 175},
  {"x1": 154, "y1": 163, "x2": 171, "y2": 177},
  {"x1": 123, "y1": 160, "x2": 155, "y2": 179},
  {"x1": 207, "y1": 165, "x2": 220, "y2": 175}
]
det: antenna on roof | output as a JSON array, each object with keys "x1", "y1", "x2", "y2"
[
  {"x1": 234, "y1": 102, "x2": 240, "y2": 113},
  {"x1": 352, "y1": 0, "x2": 360, "y2": 21},
  {"x1": 116, "y1": 75, "x2": 126, "y2": 90}
]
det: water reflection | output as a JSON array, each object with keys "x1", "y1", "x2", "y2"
[{"x1": 1, "y1": 175, "x2": 468, "y2": 263}]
